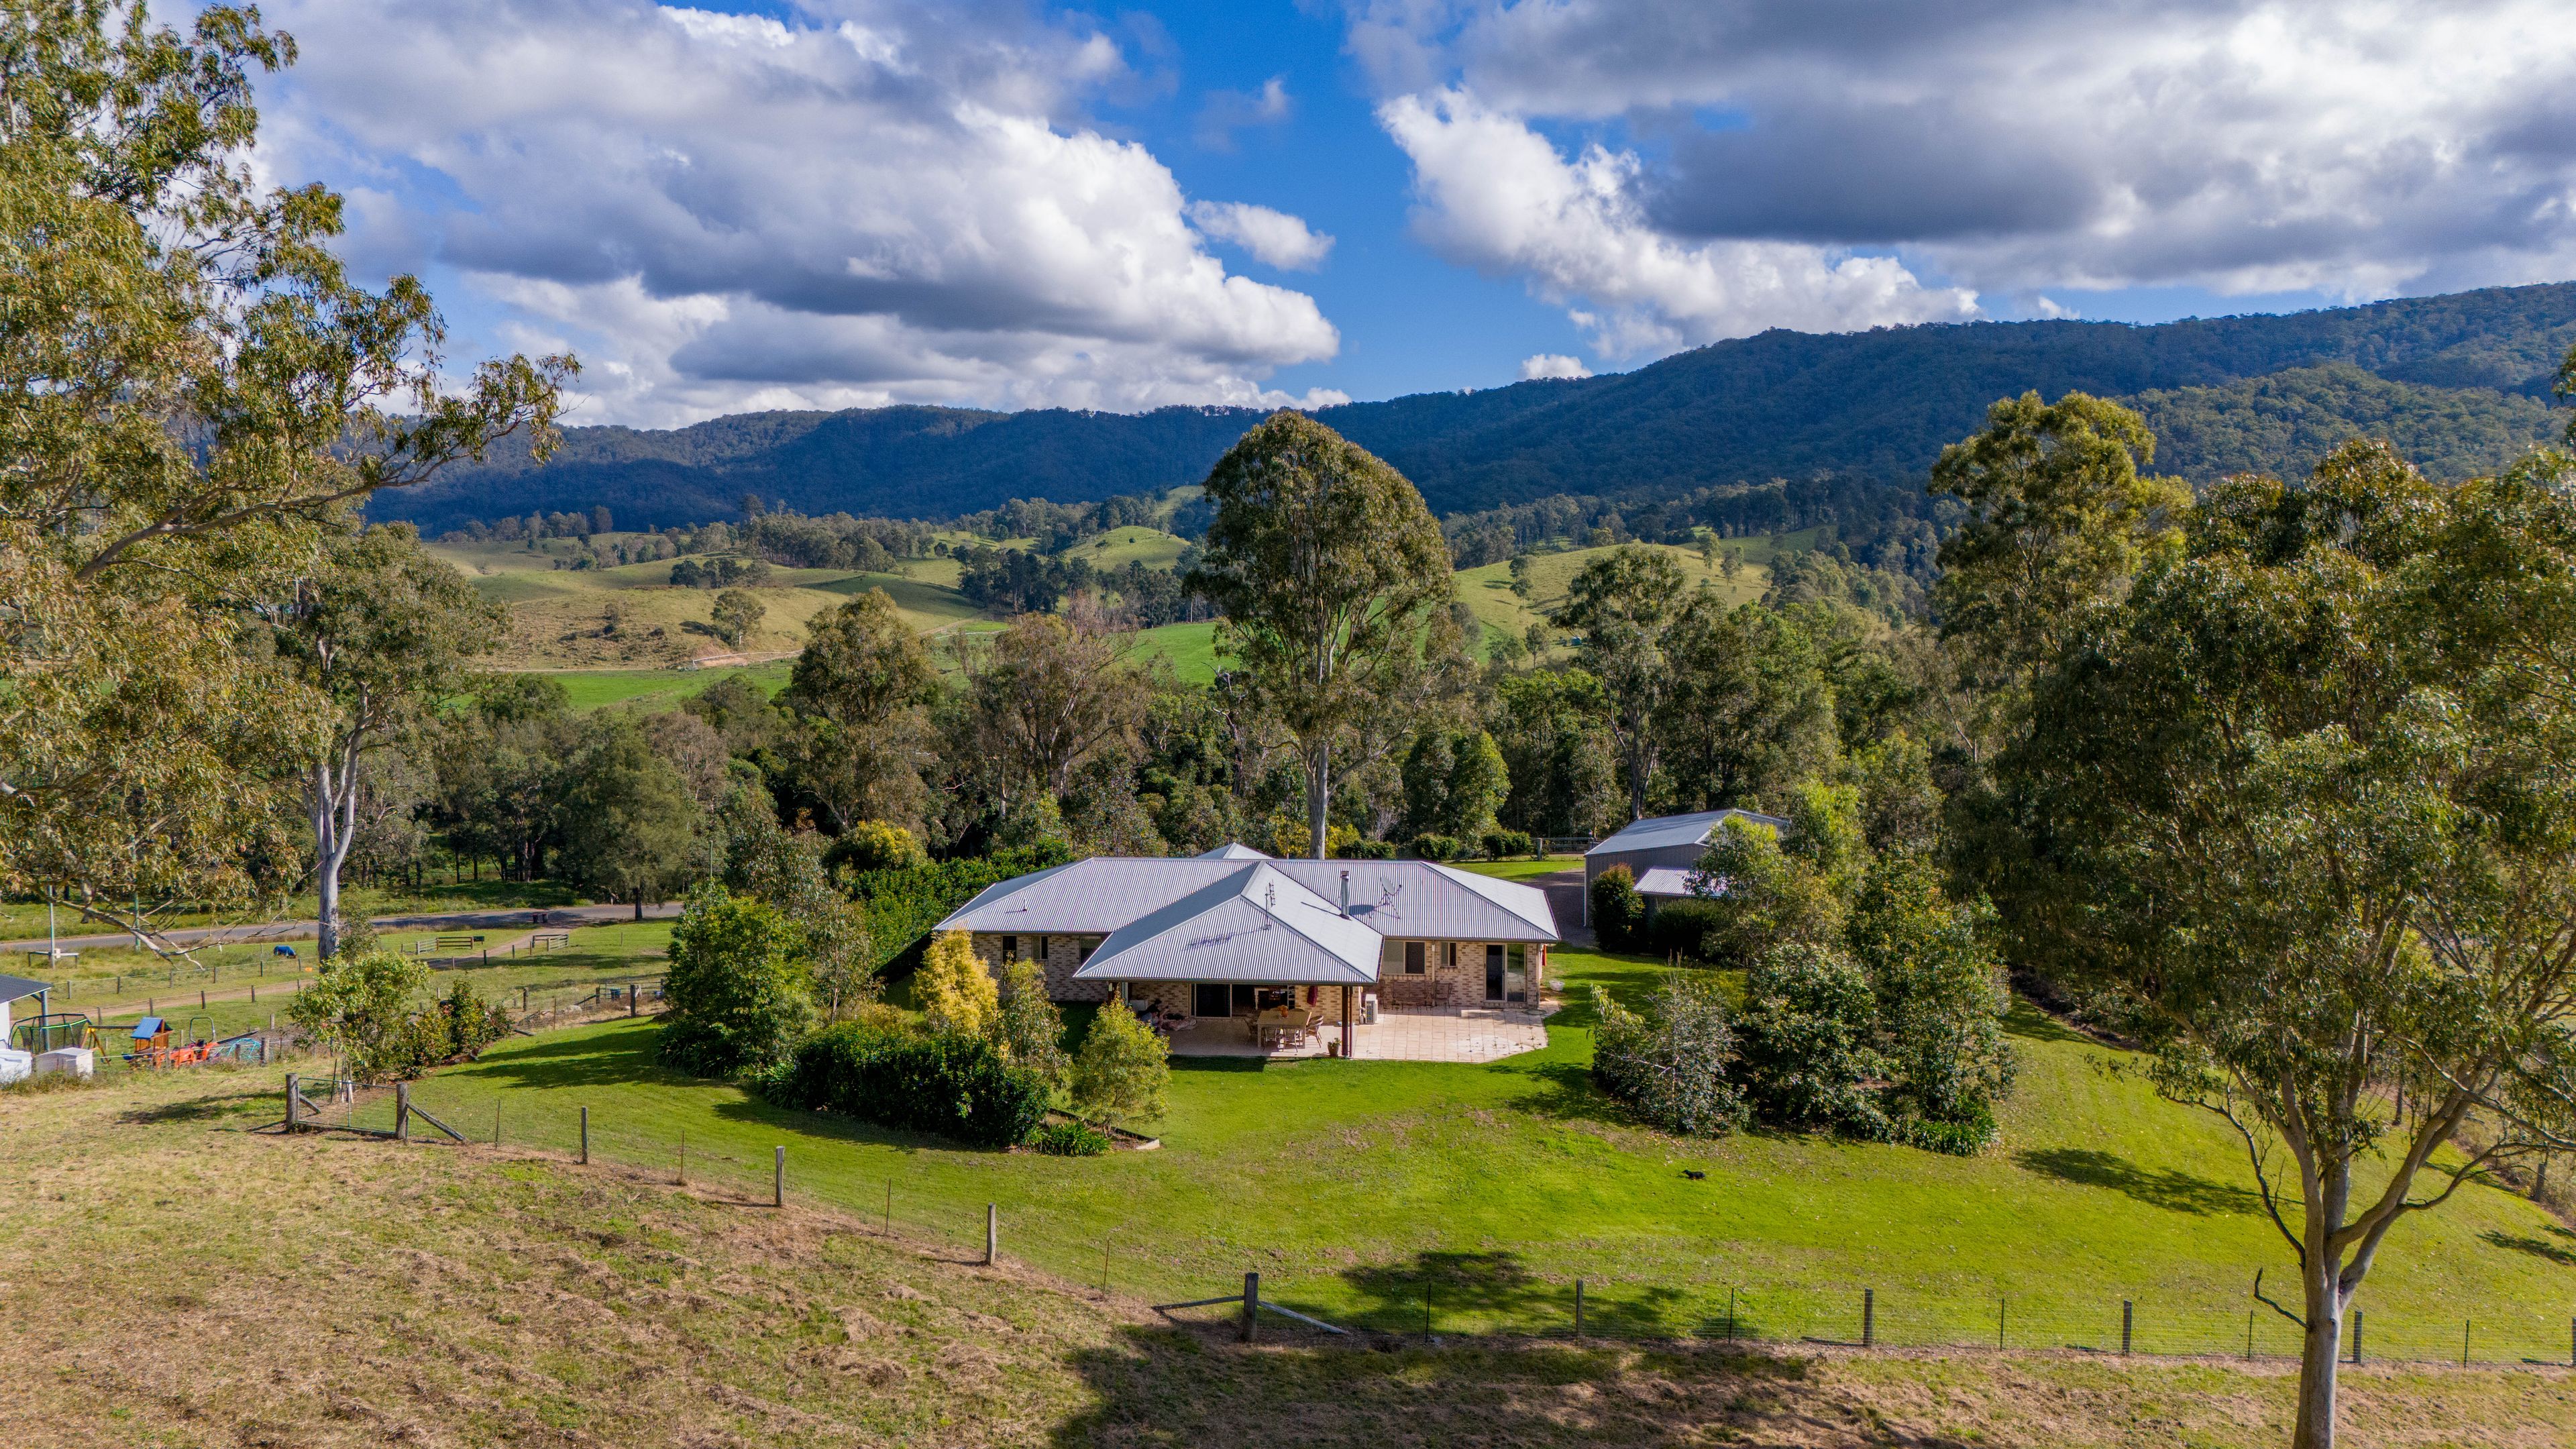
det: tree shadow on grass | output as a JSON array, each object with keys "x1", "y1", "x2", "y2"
[
  {"x1": 2015, "y1": 1147, "x2": 2257, "y2": 1215},
  {"x1": 439, "y1": 1018, "x2": 684, "y2": 1089},
  {"x1": 1336, "y1": 1249, "x2": 1694, "y2": 1340},
  {"x1": 1046, "y1": 1324, "x2": 1914, "y2": 1449},
  {"x1": 2002, "y1": 997, "x2": 2090, "y2": 1044},
  {"x1": 118, "y1": 1088, "x2": 279, "y2": 1126},
  {"x1": 2479, "y1": 1226, "x2": 2576, "y2": 1267}
]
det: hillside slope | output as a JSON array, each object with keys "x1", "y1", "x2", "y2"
[{"x1": 370, "y1": 282, "x2": 2576, "y2": 533}]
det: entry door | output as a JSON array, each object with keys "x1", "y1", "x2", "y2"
[
  {"x1": 1192, "y1": 983, "x2": 1229, "y2": 1018},
  {"x1": 1485, "y1": 945, "x2": 1506, "y2": 1002}
]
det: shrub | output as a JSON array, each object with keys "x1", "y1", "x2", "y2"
[
  {"x1": 1028, "y1": 1121, "x2": 1112, "y2": 1156},
  {"x1": 1689, "y1": 816, "x2": 1842, "y2": 966},
  {"x1": 836, "y1": 819, "x2": 928, "y2": 872},
  {"x1": 1069, "y1": 998, "x2": 1168, "y2": 1128},
  {"x1": 1646, "y1": 898, "x2": 1728, "y2": 961},
  {"x1": 996, "y1": 957, "x2": 1069, "y2": 1089},
  {"x1": 1847, "y1": 849, "x2": 2015, "y2": 1152},
  {"x1": 1589, "y1": 864, "x2": 1645, "y2": 951},
  {"x1": 1734, "y1": 943, "x2": 1888, "y2": 1137},
  {"x1": 1481, "y1": 828, "x2": 1536, "y2": 860},
  {"x1": 285, "y1": 950, "x2": 429, "y2": 1083},
  {"x1": 1590, "y1": 975, "x2": 1744, "y2": 1136},
  {"x1": 660, "y1": 885, "x2": 814, "y2": 1078},
  {"x1": 765, "y1": 1022, "x2": 1053, "y2": 1148},
  {"x1": 916, "y1": 930, "x2": 999, "y2": 1038},
  {"x1": 1336, "y1": 838, "x2": 1397, "y2": 859},
  {"x1": 1269, "y1": 816, "x2": 1358, "y2": 859},
  {"x1": 1407, "y1": 833, "x2": 1463, "y2": 861}
]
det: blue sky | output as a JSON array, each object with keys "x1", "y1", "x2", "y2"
[{"x1": 253, "y1": 0, "x2": 2576, "y2": 427}]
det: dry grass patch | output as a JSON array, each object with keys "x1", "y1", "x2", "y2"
[{"x1": 9, "y1": 1070, "x2": 2576, "y2": 1448}]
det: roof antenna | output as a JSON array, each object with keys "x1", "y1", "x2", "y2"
[{"x1": 1264, "y1": 883, "x2": 1275, "y2": 928}]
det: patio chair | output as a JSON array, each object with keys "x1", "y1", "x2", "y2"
[{"x1": 1298, "y1": 1010, "x2": 1323, "y2": 1046}]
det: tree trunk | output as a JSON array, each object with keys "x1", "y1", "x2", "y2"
[
  {"x1": 2293, "y1": 1258, "x2": 2344, "y2": 1449},
  {"x1": 1307, "y1": 739, "x2": 1332, "y2": 860}
]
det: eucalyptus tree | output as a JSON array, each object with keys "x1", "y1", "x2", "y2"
[
  {"x1": 962, "y1": 612, "x2": 1147, "y2": 806},
  {"x1": 0, "y1": 3, "x2": 568, "y2": 925},
  {"x1": 1992, "y1": 441, "x2": 2576, "y2": 1449},
  {"x1": 1548, "y1": 545, "x2": 1686, "y2": 820},
  {"x1": 265, "y1": 525, "x2": 500, "y2": 956},
  {"x1": 1185, "y1": 411, "x2": 1454, "y2": 858},
  {"x1": 778, "y1": 588, "x2": 938, "y2": 831}
]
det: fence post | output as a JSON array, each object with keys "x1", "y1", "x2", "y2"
[
  {"x1": 1240, "y1": 1271, "x2": 1259, "y2": 1344},
  {"x1": 884, "y1": 1180, "x2": 893, "y2": 1235},
  {"x1": 396, "y1": 1082, "x2": 412, "y2": 1143},
  {"x1": 629, "y1": 981, "x2": 638, "y2": 1018},
  {"x1": 494, "y1": 1099, "x2": 502, "y2": 1147},
  {"x1": 1574, "y1": 1279, "x2": 1585, "y2": 1336},
  {"x1": 2463, "y1": 1318, "x2": 2471, "y2": 1367},
  {"x1": 1726, "y1": 1287, "x2": 1736, "y2": 1342},
  {"x1": 1998, "y1": 1299, "x2": 2008, "y2": 1350},
  {"x1": 678, "y1": 1130, "x2": 686, "y2": 1185},
  {"x1": 580, "y1": 1106, "x2": 590, "y2": 1165},
  {"x1": 1863, "y1": 1288, "x2": 1874, "y2": 1348},
  {"x1": 773, "y1": 1146, "x2": 786, "y2": 1208},
  {"x1": 284, "y1": 1073, "x2": 301, "y2": 1132},
  {"x1": 985, "y1": 1203, "x2": 998, "y2": 1265},
  {"x1": 2122, "y1": 1299, "x2": 2133, "y2": 1356},
  {"x1": 2245, "y1": 1310, "x2": 2255, "y2": 1361},
  {"x1": 2351, "y1": 1310, "x2": 2364, "y2": 1364}
]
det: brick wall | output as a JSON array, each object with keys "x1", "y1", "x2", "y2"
[{"x1": 969, "y1": 932, "x2": 1114, "y2": 1004}]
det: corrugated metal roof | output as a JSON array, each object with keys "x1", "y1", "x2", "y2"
[
  {"x1": 934, "y1": 858, "x2": 1245, "y2": 934},
  {"x1": 1586, "y1": 808, "x2": 1789, "y2": 857},
  {"x1": 0, "y1": 972, "x2": 52, "y2": 1004},
  {"x1": 1634, "y1": 867, "x2": 1699, "y2": 897},
  {"x1": 1193, "y1": 842, "x2": 1271, "y2": 859},
  {"x1": 1074, "y1": 863, "x2": 1379, "y2": 983},
  {"x1": 935, "y1": 856, "x2": 1560, "y2": 944},
  {"x1": 1269, "y1": 860, "x2": 1559, "y2": 943}
]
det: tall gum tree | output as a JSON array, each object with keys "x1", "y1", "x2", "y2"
[
  {"x1": 0, "y1": 4, "x2": 570, "y2": 929},
  {"x1": 1185, "y1": 411, "x2": 1454, "y2": 859},
  {"x1": 1548, "y1": 545, "x2": 1687, "y2": 821},
  {"x1": 1989, "y1": 439, "x2": 2576, "y2": 1449}
]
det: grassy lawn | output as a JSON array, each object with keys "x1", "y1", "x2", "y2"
[
  {"x1": 1130, "y1": 621, "x2": 1219, "y2": 684},
  {"x1": 29, "y1": 920, "x2": 676, "y2": 1055},
  {"x1": 1075, "y1": 525, "x2": 1190, "y2": 570},
  {"x1": 1455, "y1": 539, "x2": 1774, "y2": 657},
  {"x1": 543, "y1": 659, "x2": 794, "y2": 712},
  {"x1": 15, "y1": 1069, "x2": 2572, "y2": 1447},
  {"x1": 1456, "y1": 855, "x2": 1584, "y2": 881},
  {"x1": 385, "y1": 946, "x2": 2576, "y2": 1366}
]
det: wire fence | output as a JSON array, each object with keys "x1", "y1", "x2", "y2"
[{"x1": 257, "y1": 1070, "x2": 2576, "y2": 1370}]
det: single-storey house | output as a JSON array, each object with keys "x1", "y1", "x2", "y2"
[
  {"x1": 1582, "y1": 808, "x2": 1790, "y2": 922},
  {"x1": 933, "y1": 843, "x2": 1560, "y2": 1055}
]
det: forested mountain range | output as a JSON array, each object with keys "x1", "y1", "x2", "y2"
[{"x1": 370, "y1": 282, "x2": 2576, "y2": 536}]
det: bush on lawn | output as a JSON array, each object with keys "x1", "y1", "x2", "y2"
[
  {"x1": 1407, "y1": 833, "x2": 1464, "y2": 861},
  {"x1": 1590, "y1": 865, "x2": 1645, "y2": 951},
  {"x1": 1733, "y1": 943, "x2": 1888, "y2": 1138},
  {"x1": 1335, "y1": 838, "x2": 1396, "y2": 859},
  {"x1": 1028, "y1": 1121, "x2": 1112, "y2": 1156},
  {"x1": 995, "y1": 957, "x2": 1069, "y2": 1089},
  {"x1": 763, "y1": 1021, "x2": 1052, "y2": 1148},
  {"x1": 660, "y1": 885, "x2": 814, "y2": 1078},
  {"x1": 1481, "y1": 828, "x2": 1536, "y2": 859},
  {"x1": 1069, "y1": 998, "x2": 1168, "y2": 1129},
  {"x1": 1591, "y1": 975, "x2": 1744, "y2": 1136}
]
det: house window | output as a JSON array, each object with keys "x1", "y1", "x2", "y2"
[
  {"x1": 1444, "y1": 942, "x2": 1459, "y2": 969},
  {"x1": 1382, "y1": 938, "x2": 1404, "y2": 972},
  {"x1": 1077, "y1": 937, "x2": 1097, "y2": 963},
  {"x1": 1193, "y1": 982, "x2": 1230, "y2": 1018},
  {"x1": 1034, "y1": 935, "x2": 1049, "y2": 963},
  {"x1": 1000, "y1": 935, "x2": 1018, "y2": 963},
  {"x1": 1404, "y1": 941, "x2": 1427, "y2": 975}
]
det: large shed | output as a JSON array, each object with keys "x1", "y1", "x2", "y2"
[{"x1": 1581, "y1": 808, "x2": 1790, "y2": 923}]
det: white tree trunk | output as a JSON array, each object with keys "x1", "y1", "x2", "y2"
[
  {"x1": 1306, "y1": 738, "x2": 1332, "y2": 861},
  {"x1": 309, "y1": 744, "x2": 363, "y2": 961}
]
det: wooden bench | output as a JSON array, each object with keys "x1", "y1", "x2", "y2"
[
  {"x1": 433, "y1": 934, "x2": 483, "y2": 951},
  {"x1": 529, "y1": 931, "x2": 570, "y2": 950}
]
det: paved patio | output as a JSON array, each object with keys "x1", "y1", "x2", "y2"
[{"x1": 1165, "y1": 1004, "x2": 1552, "y2": 1063}]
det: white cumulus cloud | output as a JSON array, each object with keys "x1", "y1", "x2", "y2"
[
  {"x1": 1352, "y1": 0, "x2": 2576, "y2": 305},
  {"x1": 1381, "y1": 88, "x2": 1976, "y2": 359},
  {"x1": 260, "y1": 0, "x2": 1339, "y2": 426},
  {"x1": 1187, "y1": 201, "x2": 1336, "y2": 271},
  {"x1": 1518, "y1": 353, "x2": 1591, "y2": 380}
]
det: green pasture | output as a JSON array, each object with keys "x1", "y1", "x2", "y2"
[
  {"x1": 542, "y1": 660, "x2": 794, "y2": 712},
  {"x1": 394, "y1": 945, "x2": 2576, "y2": 1364}
]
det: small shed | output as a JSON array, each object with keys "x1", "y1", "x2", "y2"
[{"x1": 1582, "y1": 809, "x2": 1790, "y2": 923}]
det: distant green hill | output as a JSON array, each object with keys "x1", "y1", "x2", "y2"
[{"x1": 370, "y1": 282, "x2": 2576, "y2": 535}]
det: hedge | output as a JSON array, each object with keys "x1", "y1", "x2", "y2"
[
  {"x1": 761, "y1": 1022, "x2": 1052, "y2": 1148},
  {"x1": 845, "y1": 841, "x2": 1076, "y2": 972}
]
